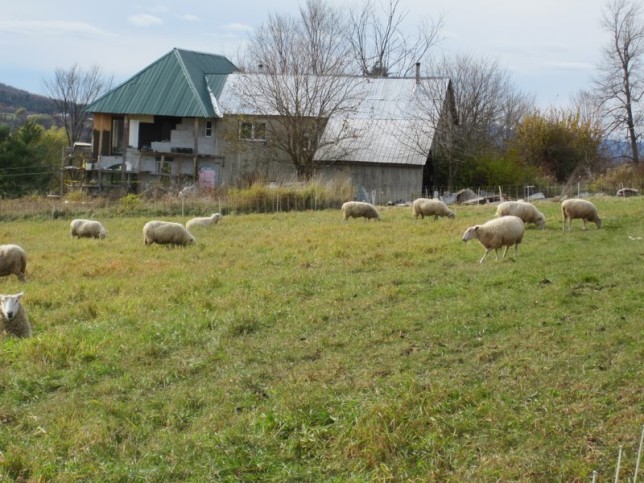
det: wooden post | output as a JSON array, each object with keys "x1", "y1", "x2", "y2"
[
  {"x1": 193, "y1": 118, "x2": 199, "y2": 181},
  {"x1": 60, "y1": 146, "x2": 65, "y2": 195},
  {"x1": 122, "y1": 116, "x2": 129, "y2": 184}
]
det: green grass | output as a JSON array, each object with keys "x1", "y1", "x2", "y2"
[{"x1": 0, "y1": 197, "x2": 642, "y2": 481}]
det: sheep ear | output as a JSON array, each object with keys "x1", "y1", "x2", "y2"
[
  {"x1": 17, "y1": 292, "x2": 24, "y2": 299},
  {"x1": 474, "y1": 226, "x2": 480, "y2": 231}
]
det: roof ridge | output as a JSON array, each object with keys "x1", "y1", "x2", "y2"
[{"x1": 173, "y1": 49, "x2": 211, "y2": 118}]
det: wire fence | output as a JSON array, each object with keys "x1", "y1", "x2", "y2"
[{"x1": 0, "y1": 178, "x2": 641, "y2": 221}]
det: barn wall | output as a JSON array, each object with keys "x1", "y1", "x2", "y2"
[
  {"x1": 320, "y1": 163, "x2": 424, "y2": 203},
  {"x1": 214, "y1": 117, "x2": 297, "y2": 186}
]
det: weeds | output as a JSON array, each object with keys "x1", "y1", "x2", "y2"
[{"x1": 0, "y1": 196, "x2": 641, "y2": 480}]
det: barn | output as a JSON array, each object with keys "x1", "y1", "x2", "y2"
[{"x1": 82, "y1": 48, "x2": 455, "y2": 199}]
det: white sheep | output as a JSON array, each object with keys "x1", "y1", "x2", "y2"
[
  {"x1": 143, "y1": 221, "x2": 195, "y2": 246},
  {"x1": 495, "y1": 201, "x2": 545, "y2": 229},
  {"x1": 341, "y1": 201, "x2": 381, "y2": 221},
  {"x1": 70, "y1": 219, "x2": 107, "y2": 239},
  {"x1": 0, "y1": 292, "x2": 32, "y2": 338},
  {"x1": 462, "y1": 215, "x2": 525, "y2": 263},
  {"x1": 561, "y1": 199, "x2": 602, "y2": 231},
  {"x1": 186, "y1": 213, "x2": 223, "y2": 231},
  {"x1": 412, "y1": 198, "x2": 455, "y2": 220},
  {"x1": 0, "y1": 244, "x2": 27, "y2": 282}
]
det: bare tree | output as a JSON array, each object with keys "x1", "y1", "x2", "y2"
[
  {"x1": 43, "y1": 64, "x2": 113, "y2": 146},
  {"x1": 237, "y1": 0, "x2": 366, "y2": 179},
  {"x1": 405, "y1": 54, "x2": 532, "y2": 189},
  {"x1": 594, "y1": 0, "x2": 644, "y2": 164},
  {"x1": 347, "y1": 0, "x2": 443, "y2": 77}
]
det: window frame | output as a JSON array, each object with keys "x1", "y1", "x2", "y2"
[{"x1": 239, "y1": 121, "x2": 267, "y2": 141}]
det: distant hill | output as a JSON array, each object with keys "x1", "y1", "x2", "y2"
[{"x1": 0, "y1": 82, "x2": 57, "y2": 114}]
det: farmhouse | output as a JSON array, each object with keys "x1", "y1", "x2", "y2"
[{"x1": 82, "y1": 48, "x2": 455, "y2": 199}]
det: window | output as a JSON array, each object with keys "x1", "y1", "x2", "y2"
[
  {"x1": 240, "y1": 122, "x2": 253, "y2": 140},
  {"x1": 111, "y1": 117, "x2": 124, "y2": 154},
  {"x1": 205, "y1": 121, "x2": 212, "y2": 137},
  {"x1": 254, "y1": 122, "x2": 266, "y2": 140},
  {"x1": 239, "y1": 122, "x2": 267, "y2": 141}
]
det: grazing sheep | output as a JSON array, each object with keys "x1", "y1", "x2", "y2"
[
  {"x1": 462, "y1": 215, "x2": 525, "y2": 263},
  {"x1": 143, "y1": 221, "x2": 195, "y2": 246},
  {"x1": 0, "y1": 292, "x2": 32, "y2": 338},
  {"x1": 412, "y1": 198, "x2": 455, "y2": 220},
  {"x1": 70, "y1": 219, "x2": 107, "y2": 239},
  {"x1": 561, "y1": 199, "x2": 602, "y2": 231},
  {"x1": 186, "y1": 213, "x2": 223, "y2": 231},
  {"x1": 495, "y1": 201, "x2": 545, "y2": 229},
  {"x1": 0, "y1": 244, "x2": 27, "y2": 282},
  {"x1": 341, "y1": 201, "x2": 381, "y2": 221}
]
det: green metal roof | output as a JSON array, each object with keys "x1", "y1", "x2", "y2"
[{"x1": 86, "y1": 48, "x2": 236, "y2": 117}]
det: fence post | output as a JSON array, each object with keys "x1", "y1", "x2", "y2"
[
  {"x1": 634, "y1": 425, "x2": 644, "y2": 483},
  {"x1": 614, "y1": 446, "x2": 623, "y2": 483}
]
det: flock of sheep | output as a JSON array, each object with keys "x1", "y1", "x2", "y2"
[
  {"x1": 0, "y1": 213, "x2": 223, "y2": 339},
  {"x1": 342, "y1": 197, "x2": 602, "y2": 264},
  {"x1": 1, "y1": 198, "x2": 602, "y2": 339}
]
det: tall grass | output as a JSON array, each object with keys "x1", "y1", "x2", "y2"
[{"x1": 0, "y1": 197, "x2": 642, "y2": 480}]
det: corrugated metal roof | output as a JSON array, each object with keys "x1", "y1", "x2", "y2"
[
  {"x1": 217, "y1": 73, "x2": 332, "y2": 116},
  {"x1": 316, "y1": 118, "x2": 435, "y2": 165},
  {"x1": 316, "y1": 77, "x2": 450, "y2": 166},
  {"x1": 216, "y1": 74, "x2": 449, "y2": 165},
  {"x1": 86, "y1": 48, "x2": 236, "y2": 117}
]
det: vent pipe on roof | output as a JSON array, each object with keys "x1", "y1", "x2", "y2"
[{"x1": 415, "y1": 62, "x2": 421, "y2": 84}]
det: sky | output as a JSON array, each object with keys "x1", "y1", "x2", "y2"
[{"x1": 0, "y1": 0, "x2": 610, "y2": 109}]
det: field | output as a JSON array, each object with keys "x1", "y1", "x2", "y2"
[{"x1": 0, "y1": 197, "x2": 642, "y2": 481}]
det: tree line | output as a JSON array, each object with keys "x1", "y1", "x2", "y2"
[{"x1": 1, "y1": 0, "x2": 642, "y2": 198}]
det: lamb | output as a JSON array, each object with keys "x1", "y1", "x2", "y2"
[
  {"x1": 341, "y1": 201, "x2": 381, "y2": 221},
  {"x1": 186, "y1": 213, "x2": 223, "y2": 231},
  {"x1": 143, "y1": 221, "x2": 195, "y2": 246},
  {"x1": 70, "y1": 219, "x2": 107, "y2": 239},
  {"x1": 0, "y1": 244, "x2": 27, "y2": 282},
  {"x1": 561, "y1": 199, "x2": 602, "y2": 231},
  {"x1": 495, "y1": 201, "x2": 545, "y2": 229},
  {"x1": 462, "y1": 215, "x2": 525, "y2": 263},
  {"x1": 412, "y1": 198, "x2": 455, "y2": 220},
  {"x1": 0, "y1": 292, "x2": 32, "y2": 338}
]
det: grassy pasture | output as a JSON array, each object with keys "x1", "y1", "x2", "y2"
[{"x1": 0, "y1": 197, "x2": 642, "y2": 481}]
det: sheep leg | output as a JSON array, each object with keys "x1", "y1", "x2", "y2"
[
  {"x1": 582, "y1": 219, "x2": 587, "y2": 230},
  {"x1": 501, "y1": 246, "x2": 509, "y2": 259},
  {"x1": 479, "y1": 249, "x2": 491, "y2": 264}
]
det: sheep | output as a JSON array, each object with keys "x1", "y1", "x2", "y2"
[
  {"x1": 462, "y1": 215, "x2": 525, "y2": 263},
  {"x1": 0, "y1": 292, "x2": 32, "y2": 338},
  {"x1": 0, "y1": 244, "x2": 27, "y2": 282},
  {"x1": 495, "y1": 201, "x2": 545, "y2": 229},
  {"x1": 70, "y1": 219, "x2": 107, "y2": 239},
  {"x1": 412, "y1": 198, "x2": 455, "y2": 220},
  {"x1": 143, "y1": 221, "x2": 195, "y2": 246},
  {"x1": 561, "y1": 199, "x2": 602, "y2": 231},
  {"x1": 341, "y1": 201, "x2": 381, "y2": 221},
  {"x1": 186, "y1": 213, "x2": 223, "y2": 231}
]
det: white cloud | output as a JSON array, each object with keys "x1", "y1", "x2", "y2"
[
  {"x1": 179, "y1": 14, "x2": 200, "y2": 22},
  {"x1": 223, "y1": 22, "x2": 254, "y2": 33},
  {"x1": 128, "y1": 14, "x2": 163, "y2": 27},
  {"x1": 0, "y1": 19, "x2": 109, "y2": 37},
  {"x1": 543, "y1": 61, "x2": 595, "y2": 71}
]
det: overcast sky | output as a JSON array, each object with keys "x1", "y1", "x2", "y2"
[{"x1": 1, "y1": 0, "x2": 610, "y2": 108}]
